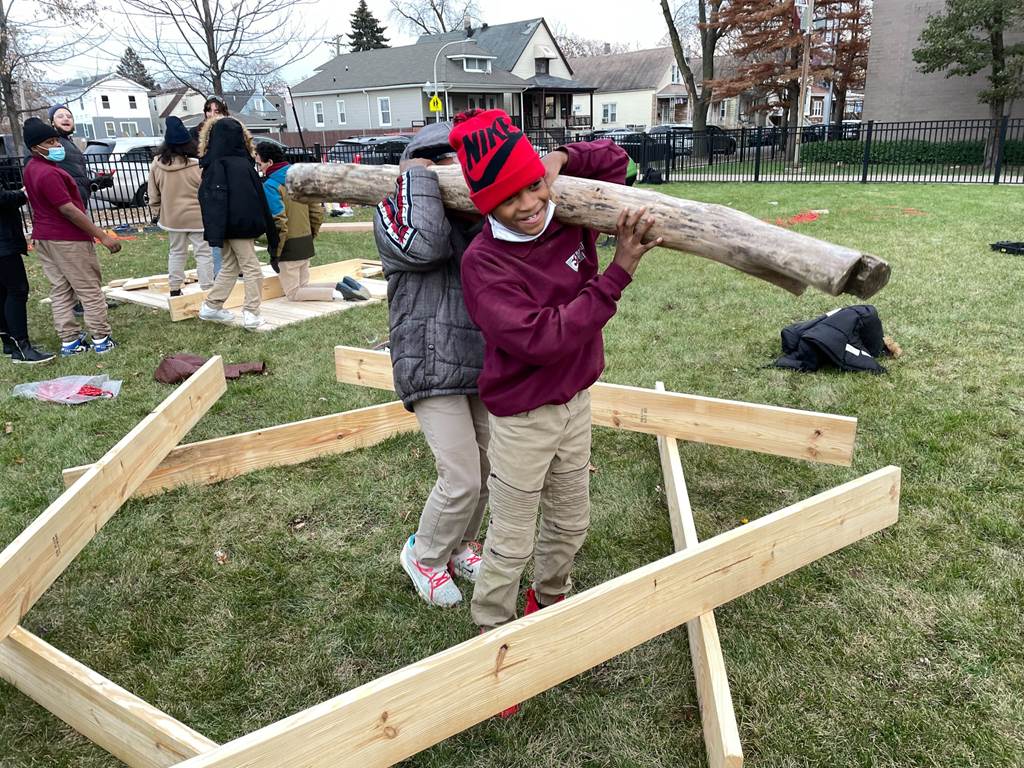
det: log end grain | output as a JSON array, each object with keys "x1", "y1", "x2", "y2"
[{"x1": 842, "y1": 253, "x2": 891, "y2": 299}]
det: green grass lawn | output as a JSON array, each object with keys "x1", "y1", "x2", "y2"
[{"x1": 1, "y1": 184, "x2": 1022, "y2": 767}]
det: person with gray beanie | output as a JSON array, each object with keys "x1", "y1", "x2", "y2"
[
  {"x1": 46, "y1": 104, "x2": 114, "y2": 206},
  {"x1": 374, "y1": 122, "x2": 488, "y2": 608}
]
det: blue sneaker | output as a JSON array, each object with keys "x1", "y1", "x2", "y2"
[
  {"x1": 60, "y1": 333, "x2": 89, "y2": 357},
  {"x1": 92, "y1": 336, "x2": 117, "y2": 354}
]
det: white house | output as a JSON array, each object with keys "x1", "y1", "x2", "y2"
[
  {"x1": 149, "y1": 86, "x2": 207, "y2": 134},
  {"x1": 570, "y1": 48, "x2": 744, "y2": 130},
  {"x1": 53, "y1": 74, "x2": 155, "y2": 140}
]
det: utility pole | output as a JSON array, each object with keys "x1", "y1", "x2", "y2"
[
  {"x1": 793, "y1": 0, "x2": 814, "y2": 167},
  {"x1": 325, "y1": 35, "x2": 344, "y2": 57}
]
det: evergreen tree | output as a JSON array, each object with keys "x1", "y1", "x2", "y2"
[
  {"x1": 116, "y1": 47, "x2": 157, "y2": 90},
  {"x1": 348, "y1": 0, "x2": 390, "y2": 51}
]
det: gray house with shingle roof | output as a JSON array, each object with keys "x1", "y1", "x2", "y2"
[
  {"x1": 421, "y1": 18, "x2": 595, "y2": 131},
  {"x1": 287, "y1": 39, "x2": 531, "y2": 135},
  {"x1": 570, "y1": 47, "x2": 746, "y2": 130}
]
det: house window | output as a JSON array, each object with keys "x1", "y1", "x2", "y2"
[
  {"x1": 101, "y1": 95, "x2": 110, "y2": 109},
  {"x1": 671, "y1": 63, "x2": 681, "y2": 84},
  {"x1": 544, "y1": 95, "x2": 556, "y2": 120},
  {"x1": 812, "y1": 99, "x2": 823, "y2": 117},
  {"x1": 313, "y1": 101, "x2": 324, "y2": 127},
  {"x1": 104, "y1": 121, "x2": 116, "y2": 138},
  {"x1": 601, "y1": 103, "x2": 617, "y2": 124},
  {"x1": 81, "y1": 123, "x2": 94, "y2": 140},
  {"x1": 378, "y1": 97, "x2": 391, "y2": 126},
  {"x1": 535, "y1": 58, "x2": 549, "y2": 76},
  {"x1": 129, "y1": 95, "x2": 137, "y2": 110},
  {"x1": 718, "y1": 101, "x2": 727, "y2": 120},
  {"x1": 119, "y1": 121, "x2": 139, "y2": 136},
  {"x1": 462, "y1": 57, "x2": 490, "y2": 73},
  {"x1": 336, "y1": 100, "x2": 346, "y2": 125}
]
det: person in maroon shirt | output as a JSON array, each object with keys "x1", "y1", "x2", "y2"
[
  {"x1": 21, "y1": 118, "x2": 122, "y2": 355},
  {"x1": 450, "y1": 110, "x2": 662, "y2": 670}
]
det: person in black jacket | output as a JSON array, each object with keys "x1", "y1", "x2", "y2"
[
  {"x1": 0, "y1": 185, "x2": 54, "y2": 363},
  {"x1": 47, "y1": 105, "x2": 114, "y2": 206},
  {"x1": 196, "y1": 117, "x2": 279, "y2": 330}
]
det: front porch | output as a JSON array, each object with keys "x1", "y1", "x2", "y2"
[{"x1": 522, "y1": 76, "x2": 595, "y2": 132}]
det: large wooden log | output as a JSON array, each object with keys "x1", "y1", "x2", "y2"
[{"x1": 287, "y1": 163, "x2": 890, "y2": 298}]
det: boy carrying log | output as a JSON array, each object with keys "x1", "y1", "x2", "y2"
[{"x1": 450, "y1": 110, "x2": 662, "y2": 652}]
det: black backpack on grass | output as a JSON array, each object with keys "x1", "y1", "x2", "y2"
[{"x1": 774, "y1": 304, "x2": 887, "y2": 374}]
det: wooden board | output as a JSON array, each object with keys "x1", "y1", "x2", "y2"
[
  {"x1": 320, "y1": 221, "x2": 373, "y2": 233},
  {"x1": 0, "y1": 626, "x2": 217, "y2": 767},
  {"x1": 655, "y1": 381, "x2": 743, "y2": 768},
  {"x1": 0, "y1": 357, "x2": 226, "y2": 642},
  {"x1": 104, "y1": 261, "x2": 385, "y2": 332},
  {"x1": 172, "y1": 466, "x2": 901, "y2": 768},
  {"x1": 167, "y1": 259, "x2": 376, "y2": 321},
  {"x1": 333, "y1": 346, "x2": 857, "y2": 465},
  {"x1": 62, "y1": 401, "x2": 419, "y2": 498}
]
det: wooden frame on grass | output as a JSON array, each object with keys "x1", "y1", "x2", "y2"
[
  {"x1": 167, "y1": 259, "x2": 381, "y2": 321},
  {"x1": 0, "y1": 350, "x2": 900, "y2": 768}
]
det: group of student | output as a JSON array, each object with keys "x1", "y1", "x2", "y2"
[
  {"x1": 374, "y1": 109, "x2": 660, "y2": 715},
  {"x1": 6, "y1": 100, "x2": 659, "y2": 715},
  {"x1": 1, "y1": 96, "x2": 372, "y2": 361}
]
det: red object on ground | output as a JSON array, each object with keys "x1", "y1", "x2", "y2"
[{"x1": 775, "y1": 210, "x2": 820, "y2": 228}]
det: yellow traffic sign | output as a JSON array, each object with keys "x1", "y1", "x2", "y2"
[{"x1": 429, "y1": 94, "x2": 443, "y2": 113}]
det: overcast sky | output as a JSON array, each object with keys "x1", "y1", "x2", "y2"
[{"x1": 51, "y1": 0, "x2": 669, "y2": 87}]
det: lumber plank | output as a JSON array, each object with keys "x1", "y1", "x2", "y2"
[
  {"x1": 333, "y1": 346, "x2": 857, "y2": 465},
  {"x1": 287, "y1": 163, "x2": 891, "y2": 298},
  {"x1": 0, "y1": 357, "x2": 227, "y2": 642},
  {"x1": 62, "y1": 401, "x2": 418, "y2": 498},
  {"x1": 172, "y1": 466, "x2": 901, "y2": 768},
  {"x1": 167, "y1": 259, "x2": 376, "y2": 321},
  {"x1": 655, "y1": 381, "x2": 743, "y2": 768},
  {"x1": 0, "y1": 626, "x2": 217, "y2": 767}
]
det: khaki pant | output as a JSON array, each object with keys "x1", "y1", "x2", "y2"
[
  {"x1": 471, "y1": 390, "x2": 592, "y2": 630},
  {"x1": 34, "y1": 240, "x2": 111, "y2": 343},
  {"x1": 204, "y1": 239, "x2": 262, "y2": 313},
  {"x1": 167, "y1": 231, "x2": 214, "y2": 290},
  {"x1": 278, "y1": 259, "x2": 335, "y2": 302},
  {"x1": 411, "y1": 395, "x2": 491, "y2": 568}
]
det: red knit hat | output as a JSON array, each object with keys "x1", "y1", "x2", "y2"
[{"x1": 449, "y1": 109, "x2": 545, "y2": 215}]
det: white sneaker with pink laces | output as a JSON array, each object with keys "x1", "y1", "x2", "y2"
[
  {"x1": 400, "y1": 536, "x2": 462, "y2": 607},
  {"x1": 449, "y1": 542, "x2": 483, "y2": 583}
]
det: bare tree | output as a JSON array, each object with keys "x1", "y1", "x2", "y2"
[
  {"x1": 389, "y1": 0, "x2": 479, "y2": 36},
  {"x1": 553, "y1": 23, "x2": 632, "y2": 58},
  {"x1": 659, "y1": 0, "x2": 732, "y2": 137},
  {"x1": 120, "y1": 0, "x2": 316, "y2": 96},
  {"x1": 0, "y1": 0, "x2": 104, "y2": 154}
]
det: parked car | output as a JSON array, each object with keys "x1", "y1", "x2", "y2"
[
  {"x1": 327, "y1": 134, "x2": 412, "y2": 165},
  {"x1": 252, "y1": 135, "x2": 318, "y2": 164},
  {"x1": 85, "y1": 137, "x2": 163, "y2": 207}
]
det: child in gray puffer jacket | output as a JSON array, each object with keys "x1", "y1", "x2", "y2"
[{"x1": 374, "y1": 122, "x2": 488, "y2": 609}]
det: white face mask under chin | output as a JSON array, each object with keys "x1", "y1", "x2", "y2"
[{"x1": 488, "y1": 200, "x2": 556, "y2": 243}]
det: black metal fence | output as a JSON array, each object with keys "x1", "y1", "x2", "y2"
[
  {"x1": 547, "y1": 118, "x2": 1024, "y2": 185},
  {"x1": 8, "y1": 118, "x2": 1021, "y2": 232}
]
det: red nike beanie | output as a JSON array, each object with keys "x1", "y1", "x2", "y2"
[{"x1": 449, "y1": 109, "x2": 545, "y2": 215}]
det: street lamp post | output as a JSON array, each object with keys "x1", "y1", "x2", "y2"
[
  {"x1": 793, "y1": 0, "x2": 815, "y2": 167},
  {"x1": 432, "y1": 36, "x2": 474, "y2": 123}
]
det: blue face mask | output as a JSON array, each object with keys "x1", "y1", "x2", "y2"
[{"x1": 45, "y1": 146, "x2": 66, "y2": 163}]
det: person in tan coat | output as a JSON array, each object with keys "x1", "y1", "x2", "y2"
[{"x1": 148, "y1": 116, "x2": 214, "y2": 294}]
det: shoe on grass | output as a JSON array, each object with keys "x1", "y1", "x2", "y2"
[
  {"x1": 11, "y1": 339, "x2": 55, "y2": 364},
  {"x1": 91, "y1": 336, "x2": 116, "y2": 354},
  {"x1": 449, "y1": 542, "x2": 483, "y2": 583},
  {"x1": 242, "y1": 310, "x2": 264, "y2": 330},
  {"x1": 524, "y1": 588, "x2": 565, "y2": 616},
  {"x1": 1, "y1": 332, "x2": 14, "y2": 356},
  {"x1": 60, "y1": 333, "x2": 90, "y2": 357},
  {"x1": 336, "y1": 275, "x2": 371, "y2": 301},
  {"x1": 401, "y1": 535, "x2": 462, "y2": 607},
  {"x1": 198, "y1": 303, "x2": 234, "y2": 323}
]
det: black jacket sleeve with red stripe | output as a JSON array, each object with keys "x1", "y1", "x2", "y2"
[{"x1": 373, "y1": 166, "x2": 454, "y2": 276}]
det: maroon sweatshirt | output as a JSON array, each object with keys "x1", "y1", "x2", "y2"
[{"x1": 460, "y1": 140, "x2": 631, "y2": 417}]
